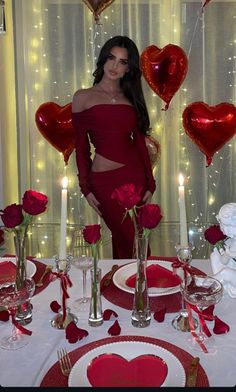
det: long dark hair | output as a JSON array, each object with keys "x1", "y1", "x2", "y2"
[{"x1": 93, "y1": 36, "x2": 150, "y2": 134}]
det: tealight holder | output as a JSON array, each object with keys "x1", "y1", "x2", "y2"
[
  {"x1": 171, "y1": 243, "x2": 198, "y2": 332},
  {"x1": 50, "y1": 254, "x2": 78, "y2": 329}
]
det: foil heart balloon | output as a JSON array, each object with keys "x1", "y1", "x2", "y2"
[
  {"x1": 35, "y1": 102, "x2": 75, "y2": 165},
  {"x1": 183, "y1": 102, "x2": 236, "y2": 166},
  {"x1": 141, "y1": 44, "x2": 188, "y2": 110},
  {"x1": 83, "y1": 0, "x2": 115, "y2": 23}
]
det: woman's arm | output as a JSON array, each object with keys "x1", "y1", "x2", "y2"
[{"x1": 134, "y1": 128, "x2": 156, "y2": 198}]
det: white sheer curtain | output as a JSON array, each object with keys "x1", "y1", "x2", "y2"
[{"x1": 11, "y1": 0, "x2": 236, "y2": 258}]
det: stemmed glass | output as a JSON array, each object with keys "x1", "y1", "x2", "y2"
[
  {"x1": 0, "y1": 278, "x2": 35, "y2": 350},
  {"x1": 172, "y1": 243, "x2": 198, "y2": 332},
  {"x1": 183, "y1": 274, "x2": 223, "y2": 353},
  {"x1": 71, "y1": 254, "x2": 94, "y2": 310}
]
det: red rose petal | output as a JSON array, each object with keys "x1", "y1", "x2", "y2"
[
  {"x1": 50, "y1": 300, "x2": 61, "y2": 313},
  {"x1": 108, "y1": 320, "x2": 121, "y2": 336},
  {"x1": 0, "y1": 309, "x2": 10, "y2": 322},
  {"x1": 213, "y1": 316, "x2": 230, "y2": 334},
  {"x1": 154, "y1": 307, "x2": 166, "y2": 322},
  {"x1": 65, "y1": 321, "x2": 89, "y2": 344},
  {"x1": 103, "y1": 309, "x2": 118, "y2": 320}
]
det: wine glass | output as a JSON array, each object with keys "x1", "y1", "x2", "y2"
[
  {"x1": 172, "y1": 243, "x2": 198, "y2": 332},
  {"x1": 183, "y1": 274, "x2": 223, "y2": 353},
  {"x1": 71, "y1": 254, "x2": 94, "y2": 310},
  {"x1": 0, "y1": 278, "x2": 35, "y2": 350}
]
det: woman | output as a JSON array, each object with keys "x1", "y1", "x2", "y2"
[{"x1": 72, "y1": 35, "x2": 156, "y2": 259}]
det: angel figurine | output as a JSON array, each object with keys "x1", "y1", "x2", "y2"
[{"x1": 210, "y1": 202, "x2": 236, "y2": 298}]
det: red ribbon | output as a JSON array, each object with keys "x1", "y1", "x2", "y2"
[
  {"x1": 171, "y1": 260, "x2": 192, "y2": 275},
  {"x1": 51, "y1": 272, "x2": 72, "y2": 322},
  {"x1": 186, "y1": 303, "x2": 229, "y2": 353},
  {"x1": 10, "y1": 308, "x2": 32, "y2": 336},
  {"x1": 186, "y1": 303, "x2": 209, "y2": 353}
]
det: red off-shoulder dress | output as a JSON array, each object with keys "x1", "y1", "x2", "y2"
[{"x1": 72, "y1": 104, "x2": 156, "y2": 258}]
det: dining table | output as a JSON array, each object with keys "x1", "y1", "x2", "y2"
[{"x1": 0, "y1": 256, "x2": 235, "y2": 388}]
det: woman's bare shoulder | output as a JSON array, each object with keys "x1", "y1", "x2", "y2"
[{"x1": 72, "y1": 87, "x2": 94, "y2": 112}]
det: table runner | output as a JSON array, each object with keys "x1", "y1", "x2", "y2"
[
  {"x1": 101, "y1": 257, "x2": 205, "y2": 312},
  {"x1": 40, "y1": 335, "x2": 209, "y2": 387}
]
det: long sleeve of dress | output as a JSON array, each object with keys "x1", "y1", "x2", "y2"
[
  {"x1": 133, "y1": 127, "x2": 156, "y2": 194},
  {"x1": 72, "y1": 112, "x2": 92, "y2": 197}
]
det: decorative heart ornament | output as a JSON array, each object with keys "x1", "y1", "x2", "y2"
[
  {"x1": 82, "y1": 0, "x2": 115, "y2": 22},
  {"x1": 87, "y1": 353, "x2": 168, "y2": 387},
  {"x1": 183, "y1": 101, "x2": 236, "y2": 166},
  {"x1": 35, "y1": 102, "x2": 75, "y2": 165},
  {"x1": 141, "y1": 44, "x2": 188, "y2": 110}
]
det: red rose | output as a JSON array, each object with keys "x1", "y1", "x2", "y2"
[
  {"x1": 204, "y1": 225, "x2": 227, "y2": 245},
  {"x1": 0, "y1": 229, "x2": 4, "y2": 245},
  {"x1": 111, "y1": 183, "x2": 142, "y2": 210},
  {"x1": 22, "y1": 190, "x2": 48, "y2": 215},
  {"x1": 0, "y1": 204, "x2": 24, "y2": 228},
  {"x1": 82, "y1": 224, "x2": 101, "y2": 244},
  {"x1": 137, "y1": 204, "x2": 162, "y2": 229}
]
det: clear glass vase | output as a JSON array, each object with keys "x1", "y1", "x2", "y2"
[
  {"x1": 88, "y1": 267, "x2": 103, "y2": 327},
  {"x1": 131, "y1": 234, "x2": 151, "y2": 328},
  {"x1": 14, "y1": 232, "x2": 33, "y2": 325}
]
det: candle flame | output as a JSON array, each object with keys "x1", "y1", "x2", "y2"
[
  {"x1": 62, "y1": 176, "x2": 68, "y2": 189},
  {"x1": 179, "y1": 173, "x2": 184, "y2": 186}
]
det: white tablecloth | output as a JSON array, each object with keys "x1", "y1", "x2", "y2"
[{"x1": 0, "y1": 258, "x2": 235, "y2": 387}]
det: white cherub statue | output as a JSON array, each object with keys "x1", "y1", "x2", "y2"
[{"x1": 210, "y1": 202, "x2": 236, "y2": 297}]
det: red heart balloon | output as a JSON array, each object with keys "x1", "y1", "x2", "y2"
[
  {"x1": 141, "y1": 44, "x2": 188, "y2": 110},
  {"x1": 35, "y1": 102, "x2": 75, "y2": 165},
  {"x1": 83, "y1": 0, "x2": 115, "y2": 22},
  {"x1": 87, "y1": 353, "x2": 168, "y2": 387},
  {"x1": 183, "y1": 102, "x2": 236, "y2": 166}
]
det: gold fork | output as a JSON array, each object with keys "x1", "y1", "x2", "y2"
[
  {"x1": 57, "y1": 348, "x2": 72, "y2": 377},
  {"x1": 35, "y1": 264, "x2": 53, "y2": 287}
]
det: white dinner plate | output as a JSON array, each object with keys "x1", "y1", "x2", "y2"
[
  {"x1": 0, "y1": 257, "x2": 37, "y2": 278},
  {"x1": 112, "y1": 260, "x2": 182, "y2": 297},
  {"x1": 68, "y1": 341, "x2": 186, "y2": 387}
]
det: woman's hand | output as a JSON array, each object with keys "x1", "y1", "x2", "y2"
[
  {"x1": 142, "y1": 190, "x2": 152, "y2": 204},
  {"x1": 86, "y1": 192, "x2": 102, "y2": 216}
]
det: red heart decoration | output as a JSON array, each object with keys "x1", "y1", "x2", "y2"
[
  {"x1": 183, "y1": 101, "x2": 236, "y2": 166},
  {"x1": 141, "y1": 44, "x2": 188, "y2": 110},
  {"x1": 126, "y1": 263, "x2": 181, "y2": 289},
  {"x1": 87, "y1": 353, "x2": 168, "y2": 387},
  {"x1": 82, "y1": 0, "x2": 115, "y2": 22},
  {"x1": 35, "y1": 102, "x2": 76, "y2": 165}
]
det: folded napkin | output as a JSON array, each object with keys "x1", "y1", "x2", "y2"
[
  {"x1": 0, "y1": 260, "x2": 16, "y2": 284},
  {"x1": 125, "y1": 263, "x2": 181, "y2": 289}
]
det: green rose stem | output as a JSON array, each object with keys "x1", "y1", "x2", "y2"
[
  {"x1": 14, "y1": 214, "x2": 32, "y2": 290},
  {"x1": 91, "y1": 243, "x2": 98, "y2": 319},
  {"x1": 129, "y1": 207, "x2": 149, "y2": 312}
]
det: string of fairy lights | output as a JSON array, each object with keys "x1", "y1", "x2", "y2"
[{"x1": 14, "y1": 0, "x2": 236, "y2": 258}]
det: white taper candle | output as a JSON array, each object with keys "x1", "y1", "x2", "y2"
[
  {"x1": 59, "y1": 176, "x2": 68, "y2": 260},
  {"x1": 178, "y1": 174, "x2": 188, "y2": 247}
]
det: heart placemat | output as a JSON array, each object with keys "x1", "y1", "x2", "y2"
[
  {"x1": 40, "y1": 335, "x2": 209, "y2": 387},
  {"x1": 101, "y1": 257, "x2": 205, "y2": 313}
]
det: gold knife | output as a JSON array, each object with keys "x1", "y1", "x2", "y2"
[
  {"x1": 100, "y1": 264, "x2": 119, "y2": 293},
  {"x1": 185, "y1": 357, "x2": 199, "y2": 387}
]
